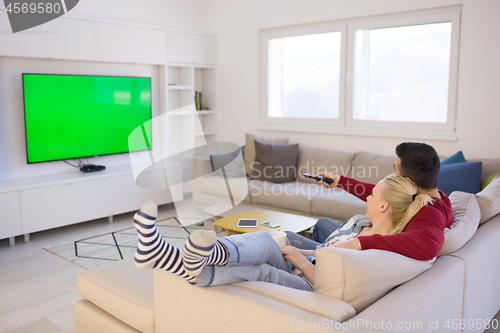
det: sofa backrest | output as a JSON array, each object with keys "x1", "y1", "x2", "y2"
[
  {"x1": 296, "y1": 146, "x2": 355, "y2": 183},
  {"x1": 469, "y1": 158, "x2": 500, "y2": 181},
  {"x1": 352, "y1": 151, "x2": 395, "y2": 184},
  {"x1": 295, "y1": 147, "x2": 396, "y2": 184}
]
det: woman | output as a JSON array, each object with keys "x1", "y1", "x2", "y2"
[{"x1": 133, "y1": 174, "x2": 433, "y2": 292}]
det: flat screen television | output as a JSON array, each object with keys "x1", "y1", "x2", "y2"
[{"x1": 22, "y1": 73, "x2": 152, "y2": 164}]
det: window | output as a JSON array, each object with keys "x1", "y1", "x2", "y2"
[
  {"x1": 259, "y1": 8, "x2": 461, "y2": 139},
  {"x1": 268, "y1": 32, "x2": 341, "y2": 120}
]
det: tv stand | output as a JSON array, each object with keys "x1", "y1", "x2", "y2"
[
  {"x1": 80, "y1": 164, "x2": 106, "y2": 173},
  {"x1": 0, "y1": 165, "x2": 183, "y2": 246}
]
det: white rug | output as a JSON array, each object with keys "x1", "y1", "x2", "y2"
[{"x1": 44, "y1": 217, "x2": 224, "y2": 269}]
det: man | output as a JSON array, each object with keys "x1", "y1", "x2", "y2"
[{"x1": 286, "y1": 142, "x2": 453, "y2": 260}]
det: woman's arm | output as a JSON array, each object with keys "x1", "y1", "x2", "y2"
[
  {"x1": 299, "y1": 249, "x2": 316, "y2": 256},
  {"x1": 281, "y1": 246, "x2": 315, "y2": 284}
]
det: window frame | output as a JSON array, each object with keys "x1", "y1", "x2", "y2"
[
  {"x1": 258, "y1": 7, "x2": 461, "y2": 140},
  {"x1": 345, "y1": 11, "x2": 461, "y2": 133},
  {"x1": 259, "y1": 21, "x2": 347, "y2": 128}
]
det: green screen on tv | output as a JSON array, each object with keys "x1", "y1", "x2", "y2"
[{"x1": 23, "y1": 74, "x2": 152, "y2": 164}]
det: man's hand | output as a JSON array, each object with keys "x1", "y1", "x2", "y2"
[
  {"x1": 333, "y1": 238, "x2": 362, "y2": 250},
  {"x1": 316, "y1": 171, "x2": 341, "y2": 188}
]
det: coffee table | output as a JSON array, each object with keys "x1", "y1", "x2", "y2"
[{"x1": 213, "y1": 209, "x2": 316, "y2": 236}]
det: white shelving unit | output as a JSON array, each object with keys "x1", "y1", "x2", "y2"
[{"x1": 165, "y1": 63, "x2": 217, "y2": 156}]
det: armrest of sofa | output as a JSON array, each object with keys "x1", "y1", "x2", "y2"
[
  {"x1": 345, "y1": 255, "x2": 464, "y2": 333},
  {"x1": 153, "y1": 270, "x2": 354, "y2": 332}
]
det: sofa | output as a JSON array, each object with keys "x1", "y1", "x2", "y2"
[
  {"x1": 75, "y1": 145, "x2": 500, "y2": 332},
  {"x1": 192, "y1": 147, "x2": 395, "y2": 222}
]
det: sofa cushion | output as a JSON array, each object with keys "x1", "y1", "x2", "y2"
[
  {"x1": 232, "y1": 281, "x2": 356, "y2": 322},
  {"x1": 314, "y1": 247, "x2": 433, "y2": 313},
  {"x1": 475, "y1": 174, "x2": 500, "y2": 225},
  {"x1": 296, "y1": 147, "x2": 355, "y2": 184},
  {"x1": 244, "y1": 133, "x2": 288, "y2": 176},
  {"x1": 210, "y1": 146, "x2": 246, "y2": 178},
  {"x1": 311, "y1": 188, "x2": 367, "y2": 221},
  {"x1": 439, "y1": 191, "x2": 480, "y2": 256},
  {"x1": 438, "y1": 161, "x2": 482, "y2": 196},
  {"x1": 470, "y1": 157, "x2": 500, "y2": 181},
  {"x1": 250, "y1": 182, "x2": 329, "y2": 215},
  {"x1": 441, "y1": 151, "x2": 466, "y2": 165},
  {"x1": 250, "y1": 141, "x2": 299, "y2": 183},
  {"x1": 481, "y1": 172, "x2": 500, "y2": 190},
  {"x1": 77, "y1": 259, "x2": 154, "y2": 333},
  {"x1": 352, "y1": 151, "x2": 395, "y2": 184},
  {"x1": 199, "y1": 175, "x2": 257, "y2": 204},
  {"x1": 74, "y1": 299, "x2": 142, "y2": 333},
  {"x1": 448, "y1": 215, "x2": 500, "y2": 323}
]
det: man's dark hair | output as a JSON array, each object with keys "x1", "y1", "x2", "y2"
[{"x1": 395, "y1": 142, "x2": 440, "y2": 190}]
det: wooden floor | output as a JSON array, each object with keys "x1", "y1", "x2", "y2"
[{"x1": 0, "y1": 204, "x2": 177, "y2": 333}]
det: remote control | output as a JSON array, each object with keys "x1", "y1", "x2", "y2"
[{"x1": 302, "y1": 173, "x2": 334, "y2": 184}]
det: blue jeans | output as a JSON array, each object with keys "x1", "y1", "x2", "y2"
[
  {"x1": 196, "y1": 231, "x2": 313, "y2": 291},
  {"x1": 285, "y1": 217, "x2": 343, "y2": 250}
]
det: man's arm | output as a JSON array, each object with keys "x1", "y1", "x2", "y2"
[
  {"x1": 336, "y1": 175, "x2": 375, "y2": 202},
  {"x1": 358, "y1": 213, "x2": 445, "y2": 260},
  {"x1": 316, "y1": 173, "x2": 375, "y2": 202}
]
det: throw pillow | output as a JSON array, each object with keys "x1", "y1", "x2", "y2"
[
  {"x1": 240, "y1": 145, "x2": 245, "y2": 159},
  {"x1": 475, "y1": 174, "x2": 500, "y2": 225},
  {"x1": 438, "y1": 191, "x2": 480, "y2": 256},
  {"x1": 481, "y1": 172, "x2": 500, "y2": 190},
  {"x1": 244, "y1": 133, "x2": 288, "y2": 176},
  {"x1": 314, "y1": 247, "x2": 433, "y2": 313},
  {"x1": 437, "y1": 161, "x2": 482, "y2": 196},
  {"x1": 210, "y1": 146, "x2": 246, "y2": 178},
  {"x1": 250, "y1": 141, "x2": 299, "y2": 183},
  {"x1": 441, "y1": 151, "x2": 466, "y2": 165}
]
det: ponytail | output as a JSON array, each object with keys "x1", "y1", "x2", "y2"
[{"x1": 381, "y1": 173, "x2": 434, "y2": 235}]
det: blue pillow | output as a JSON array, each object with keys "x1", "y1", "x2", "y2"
[
  {"x1": 441, "y1": 151, "x2": 466, "y2": 165},
  {"x1": 438, "y1": 161, "x2": 482, "y2": 196}
]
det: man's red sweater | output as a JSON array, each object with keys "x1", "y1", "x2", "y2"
[{"x1": 337, "y1": 176, "x2": 453, "y2": 260}]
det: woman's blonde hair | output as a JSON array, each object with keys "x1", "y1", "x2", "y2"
[{"x1": 380, "y1": 173, "x2": 434, "y2": 235}]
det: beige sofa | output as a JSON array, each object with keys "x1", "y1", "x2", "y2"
[
  {"x1": 75, "y1": 147, "x2": 500, "y2": 332},
  {"x1": 192, "y1": 148, "x2": 398, "y2": 222},
  {"x1": 192, "y1": 147, "x2": 499, "y2": 222}
]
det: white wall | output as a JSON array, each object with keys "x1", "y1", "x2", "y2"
[
  {"x1": 0, "y1": 0, "x2": 211, "y2": 33},
  {"x1": 209, "y1": 0, "x2": 500, "y2": 159}
]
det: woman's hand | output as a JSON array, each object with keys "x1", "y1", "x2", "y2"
[
  {"x1": 316, "y1": 171, "x2": 341, "y2": 188},
  {"x1": 281, "y1": 245, "x2": 306, "y2": 267},
  {"x1": 281, "y1": 246, "x2": 316, "y2": 284}
]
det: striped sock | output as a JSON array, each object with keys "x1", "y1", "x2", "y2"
[
  {"x1": 183, "y1": 230, "x2": 228, "y2": 276},
  {"x1": 133, "y1": 201, "x2": 196, "y2": 282}
]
